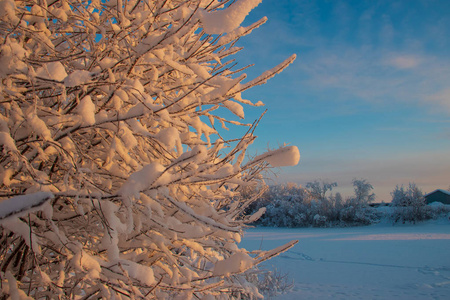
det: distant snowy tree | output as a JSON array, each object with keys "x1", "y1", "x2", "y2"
[
  {"x1": 348, "y1": 179, "x2": 375, "y2": 206},
  {"x1": 391, "y1": 184, "x2": 424, "y2": 207},
  {"x1": 0, "y1": 0, "x2": 300, "y2": 298},
  {"x1": 306, "y1": 180, "x2": 337, "y2": 201},
  {"x1": 333, "y1": 192, "x2": 343, "y2": 208},
  {"x1": 391, "y1": 183, "x2": 427, "y2": 224}
]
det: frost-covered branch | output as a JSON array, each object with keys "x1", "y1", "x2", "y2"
[{"x1": 0, "y1": 192, "x2": 53, "y2": 221}]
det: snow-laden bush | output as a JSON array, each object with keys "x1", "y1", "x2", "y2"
[
  {"x1": 0, "y1": 0, "x2": 300, "y2": 298},
  {"x1": 245, "y1": 266, "x2": 294, "y2": 298},
  {"x1": 313, "y1": 214, "x2": 327, "y2": 227},
  {"x1": 426, "y1": 202, "x2": 450, "y2": 220},
  {"x1": 391, "y1": 184, "x2": 427, "y2": 224},
  {"x1": 339, "y1": 205, "x2": 379, "y2": 225}
]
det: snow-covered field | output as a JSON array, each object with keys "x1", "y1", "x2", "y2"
[{"x1": 241, "y1": 220, "x2": 450, "y2": 299}]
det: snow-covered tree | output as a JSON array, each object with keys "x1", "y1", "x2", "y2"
[
  {"x1": 391, "y1": 184, "x2": 424, "y2": 207},
  {"x1": 348, "y1": 179, "x2": 375, "y2": 206},
  {"x1": 391, "y1": 183, "x2": 426, "y2": 224},
  {"x1": 306, "y1": 180, "x2": 337, "y2": 201},
  {"x1": 0, "y1": 0, "x2": 300, "y2": 298}
]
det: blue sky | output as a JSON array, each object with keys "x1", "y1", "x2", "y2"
[{"x1": 231, "y1": 0, "x2": 450, "y2": 201}]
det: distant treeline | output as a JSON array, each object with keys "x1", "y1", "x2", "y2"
[{"x1": 245, "y1": 181, "x2": 450, "y2": 227}]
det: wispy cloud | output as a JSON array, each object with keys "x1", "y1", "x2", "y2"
[
  {"x1": 296, "y1": 47, "x2": 450, "y2": 114},
  {"x1": 385, "y1": 55, "x2": 422, "y2": 69}
]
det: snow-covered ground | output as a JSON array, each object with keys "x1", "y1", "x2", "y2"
[{"x1": 241, "y1": 220, "x2": 450, "y2": 299}]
